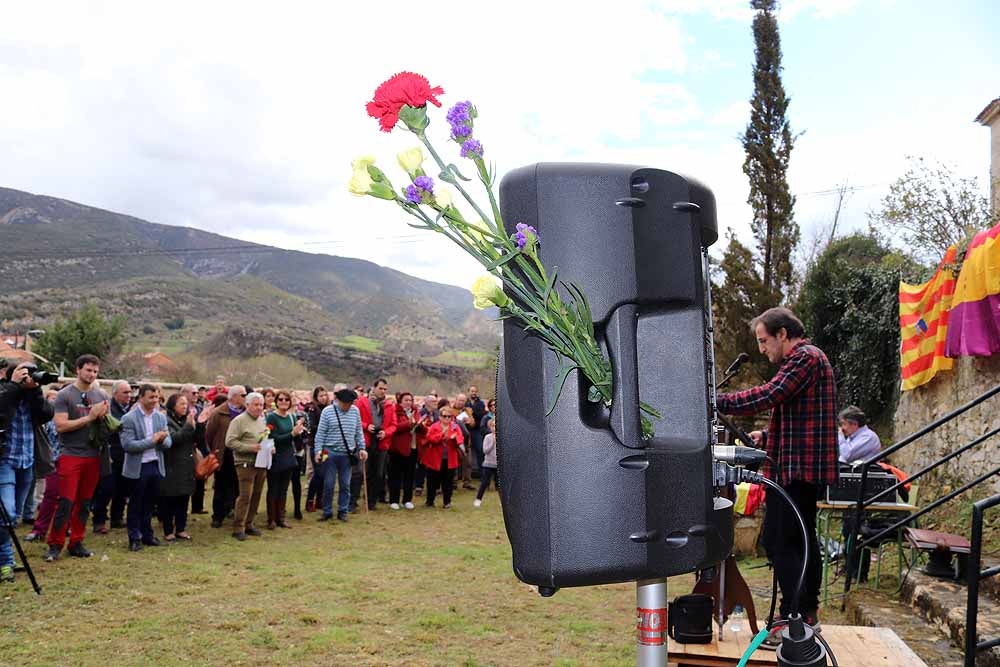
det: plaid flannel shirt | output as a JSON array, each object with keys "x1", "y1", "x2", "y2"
[
  {"x1": 717, "y1": 340, "x2": 838, "y2": 485},
  {"x1": 2, "y1": 400, "x2": 35, "y2": 470}
]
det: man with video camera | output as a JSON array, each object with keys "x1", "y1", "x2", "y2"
[{"x1": 0, "y1": 361, "x2": 56, "y2": 582}]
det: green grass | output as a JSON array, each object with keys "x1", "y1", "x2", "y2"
[
  {"x1": 0, "y1": 487, "x2": 644, "y2": 666},
  {"x1": 1, "y1": 486, "x2": 873, "y2": 667},
  {"x1": 425, "y1": 350, "x2": 497, "y2": 369},
  {"x1": 335, "y1": 335, "x2": 384, "y2": 353}
]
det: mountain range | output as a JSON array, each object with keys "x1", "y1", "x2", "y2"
[{"x1": 0, "y1": 186, "x2": 498, "y2": 387}]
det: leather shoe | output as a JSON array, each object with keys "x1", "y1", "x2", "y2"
[
  {"x1": 129, "y1": 540, "x2": 143, "y2": 552},
  {"x1": 43, "y1": 546, "x2": 61, "y2": 562},
  {"x1": 232, "y1": 532, "x2": 247, "y2": 541},
  {"x1": 93, "y1": 524, "x2": 108, "y2": 535},
  {"x1": 337, "y1": 511, "x2": 348, "y2": 522},
  {"x1": 142, "y1": 537, "x2": 161, "y2": 547},
  {"x1": 211, "y1": 519, "x2": 223, "y2": 528},
  {"x1": 317, "y1": 514, "x2": 333, "y2": 521},
  {"x1": 245, "y1": 526, "x2": 262, "y2": 537},
  {"x1": 110, "y1": 520, "x2": 126, "y2": 529}
]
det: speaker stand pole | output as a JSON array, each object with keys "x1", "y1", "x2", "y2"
[{"x1": 636, "y1": 578, "x2": 668, "y2": 666}]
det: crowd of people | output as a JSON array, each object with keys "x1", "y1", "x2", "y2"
[{"x1": 0, "y1": 354, "x2": 499, "y2": 582}]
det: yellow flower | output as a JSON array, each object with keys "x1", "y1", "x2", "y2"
[
  {"x1": 464, "y1": 218, "x2": 490, "y2": 243},
  {"x1": 348, "y1": 155, "x2": 376, "y2": 196},
  {"x1": 397, "y1": 146, "x2": 425, "y2": 176},
  {"x1": 435, "y1": 187, "x2": 453, "y2": 209},
  {"x1": 471, "y1": 275, "x2": 509, "y2": 310}
]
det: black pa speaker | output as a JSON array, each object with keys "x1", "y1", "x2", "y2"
[{"x1": 496, "y1": 163, "x2": 733, "y2": 589}]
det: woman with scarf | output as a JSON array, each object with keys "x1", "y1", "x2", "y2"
[
  {"x1": 265, "y1": 389, "x2": 306, "y2": 529},
  {"x1": 304, "y1": 386, "x2": 329, "y2": 513},
  {"x1": 387, "y1": 392, "x2": 419, "y2": 510},
  {"x1": 416, "y1": 405, "x2": 464, "y2": 509},
  {"x1": 160, "y1": 393, "x2": 199, "y2": 541}
]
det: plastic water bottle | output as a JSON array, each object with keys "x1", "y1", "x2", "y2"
[{"x1": 729, "y1": 605, "x2": 745, "y2": 633}]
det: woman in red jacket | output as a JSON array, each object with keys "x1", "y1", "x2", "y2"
[
  {"x1": 387, "y1": 392, "x2": 419, "y2": 510},
  {"x1": 417, "y1": 406, "x2": 463, "y2": 508}
]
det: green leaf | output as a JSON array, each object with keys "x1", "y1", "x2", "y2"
[
  {"x1": 546, "y1": 363, "x2": 580, "y2": 416},
  {"x1": 587, "y1": 385, "x2": 602, "y2": 403},
  {"x1": 484, "y1": 250, "x2": 521, "y2": 271}
]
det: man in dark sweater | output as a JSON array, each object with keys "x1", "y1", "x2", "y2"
[{"x1": 92, "y1": 380, "x2": 132, "y2": 534}]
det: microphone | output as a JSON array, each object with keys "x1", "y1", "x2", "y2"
[{"x1": 724, "y1": 352, "x2": 750, "y2": 376}]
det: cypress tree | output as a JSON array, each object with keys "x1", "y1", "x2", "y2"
[{"x1": 742, "y1": 0, "x2": 798, "y2": 301}]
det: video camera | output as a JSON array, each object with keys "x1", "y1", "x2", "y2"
[{"x1": 17, "y1": 364, "x2": 59, "y2": 386}]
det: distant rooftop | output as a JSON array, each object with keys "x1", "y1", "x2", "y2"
[{"x1": 975, "y1": 97, "x2": 1000, "y2": 125}]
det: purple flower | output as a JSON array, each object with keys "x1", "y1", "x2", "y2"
[
  {"x1": 460, "y1": 139, "x2": 483, "y2": 159},
  {"x1": 446, "y1": 101, "x2": 473, "y2": 125},
  {"x1": 450, "y1": 124, "x2": 473, "y2": 139},
  {"x1": 514, "y1": 222, "x2": 538, "y2": 249},
  {"x1": 405, "y1": 175, "x2": 435, "y2": 204}
]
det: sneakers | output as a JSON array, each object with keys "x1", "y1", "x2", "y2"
[
  {"x1": 43, "y1": 546, "x2": 61, "y2": 562},
  {"x1": 404, "y1": 502, "x2": 415, "y2": 510},
  {"x1": 473, "y1": 499, "x2": 482, "y2": 507},
  {"x1": 443, "y1": 503, "x2": 452, "y2": 509},
  {"x1": 0, "y1": 565, "x2": 13, "y2": 583},
  {"x1": 318, "y1": 514, "x2": 333, "y2": 521},
  {"x1": 24, "y1": 532, "x2": 42, "y2": 542},
  {"x1": 389, "y1": 503, "x2": 400, "y2": 510},
  {"x1": 68, "y1": 543, "x2": 93, "y2": 558},
  {"x1": 414, "y1": 488, "x2": 423, "y2": 496}
]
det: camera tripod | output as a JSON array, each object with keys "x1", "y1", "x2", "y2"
[{"x1": 0, "y1": 491, "x2": 42, "y2": 594}]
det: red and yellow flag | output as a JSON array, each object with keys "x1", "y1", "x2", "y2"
[{"x1": 900, "y1": 246, "x2": 958, "y2": 391}]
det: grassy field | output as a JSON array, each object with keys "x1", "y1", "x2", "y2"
[
  {"x1": 335, "y1": 335, "x2": 385, "y2": 353},
  {"x1": 1, "y1": 485, "x2": 862, "y2": 667}
]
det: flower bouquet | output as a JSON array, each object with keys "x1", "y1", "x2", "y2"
[{"x1": 351, "y1": 72, "x2": 661, "y2": 438}]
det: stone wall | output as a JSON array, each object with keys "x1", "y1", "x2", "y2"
[{"x1": 893, "y1": 354, "x2": 1000, "y2": 497}]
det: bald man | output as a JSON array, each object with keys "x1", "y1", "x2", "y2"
[{"x1": 92, "y1": 380, "x2": 133, "y2": 533}]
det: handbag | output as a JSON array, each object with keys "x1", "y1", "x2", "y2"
[
  {"x1": 333, "y1": 408, "x2": 360, "y2": 466},
  {"x1": 195, "y1": 451, "x2": 221, "y2": 480},
  {"x1": 33, "y1": 423, "x2": 55, "y2": 478}
]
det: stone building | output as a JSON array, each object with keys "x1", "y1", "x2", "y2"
[{"x1": 892, "y1": 96, "x2": 1000, "y2": 497}]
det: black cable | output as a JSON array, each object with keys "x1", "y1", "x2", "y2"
[
  {"x1": 816, "y1": 630, "x2": 840, "y2": 667},
  {"x1": 745, "y1": 473, "x2": 809, "y2": 621}
]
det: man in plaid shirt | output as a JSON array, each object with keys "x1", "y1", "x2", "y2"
[{"x1": 716, "y1": 307, "x2": 837, "y2": 637}]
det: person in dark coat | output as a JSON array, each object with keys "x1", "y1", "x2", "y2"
[{"x1": 159, "y1": 393, "x2": 199, "y2": 541}]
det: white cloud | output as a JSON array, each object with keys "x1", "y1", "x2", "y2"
[{"x1": 0, "y1": 0, "x2": 988, "y2": 292}]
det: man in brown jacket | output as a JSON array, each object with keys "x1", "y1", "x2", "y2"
[
  {"x1": 226, "y1": 392, "x2": 267, "y2": 541},
  {"x1": 207, "y1": 386, "x2": 245, "y2": 528}
]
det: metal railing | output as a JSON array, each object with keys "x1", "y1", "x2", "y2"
[
  {"x1": 842, "y1": 382, "x2": 1000, "y2": 603},
  {"x1": 965, "y1": 492, "x2": 1000, "y2": 667}
]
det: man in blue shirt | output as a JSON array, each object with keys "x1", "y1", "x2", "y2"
[
  {"x1": 0, "y1": 362, "x2": 55, "y2": 582},
  {"x1": 837, "y1": 406, "x2": 882, "y2": 463}
]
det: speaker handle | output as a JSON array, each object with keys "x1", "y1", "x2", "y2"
[{"x1": 606, "y1": 303, "x2": 643, "y2": 449}]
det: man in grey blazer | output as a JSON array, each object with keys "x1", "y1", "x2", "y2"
[{"x1": 120, "y1": 384, "x2": 172, "y2": 552}]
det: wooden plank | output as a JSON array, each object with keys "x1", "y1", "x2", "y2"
[{"x1": 667, "y1": 622, "x2": 928, "y2": 666}]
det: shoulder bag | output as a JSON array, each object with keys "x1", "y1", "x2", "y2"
[{"x1": 333, "y1": 408, "x2": 360, "y2": 466}]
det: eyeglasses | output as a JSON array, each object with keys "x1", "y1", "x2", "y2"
[
  {"x1": 276, "y1": 397, "x2": 291, "y2": 403},
  {"x1": 440, "y1": 415, "x2": 454, "y2": 419}
]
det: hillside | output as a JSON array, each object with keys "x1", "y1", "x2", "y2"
[{"x1": 0, "y1": 186, "x2": 498, "y2": 384}]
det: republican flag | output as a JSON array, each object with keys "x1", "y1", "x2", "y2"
[
  {"x1": 900, "y1": 246, "x2": 958, "y2": 391},
  {"x1": 945, "y1": 222, "x2": 1000, "y2": 357}
]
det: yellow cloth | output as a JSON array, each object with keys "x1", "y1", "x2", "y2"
[{"x1": 899, "y1": 246, "x2": 957, "y2": 391}]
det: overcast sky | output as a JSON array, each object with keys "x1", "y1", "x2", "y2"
[{"x1": 2, "y1": 1, "x2": 997, "y2": 290}]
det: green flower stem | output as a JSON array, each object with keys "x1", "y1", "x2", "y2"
[
  {"x1": 414, "y1": 131, "x2": 494, "y2": 226},
  {"x1": 473, "y1": 157, "x2": 503, "y2": 227}
]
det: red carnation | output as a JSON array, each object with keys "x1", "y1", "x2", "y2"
[{"x1": 366, "y1": 72, "x2": 445, "y2": 133}]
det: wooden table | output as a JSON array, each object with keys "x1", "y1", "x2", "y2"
[{"x1": 668, "y1": 620, "x2": 927, "y2": 666}]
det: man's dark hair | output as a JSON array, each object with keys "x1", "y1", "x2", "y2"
[
  {"x1": 2, "y1": 359, "x2": 17, "y2": 381},
  {"x1": 75, "y1": 354, "x2": 101, "y2": 370},
  {"x1": 212, "y1": 394, "x2": 229, "y2": 407},
  {"x1": 138, "y1": 383, "x2": 157, "y2": 397},
  {"x1": 373, "y1": 378, "x2": 387, "y2": 388},
  {"x1": 750, "y1": 307, "x2": 805, "y2": 339},
  {"x1": 244, "y1": 385, "x2": 254, "y2": 395},
  {"x1": 838, "y1": 405, "x2": 867, "y2": 427}
]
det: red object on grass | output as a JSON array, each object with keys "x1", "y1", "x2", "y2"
[{"x1": 366, "y1": 72, "x2": 444, "y2": 132}]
